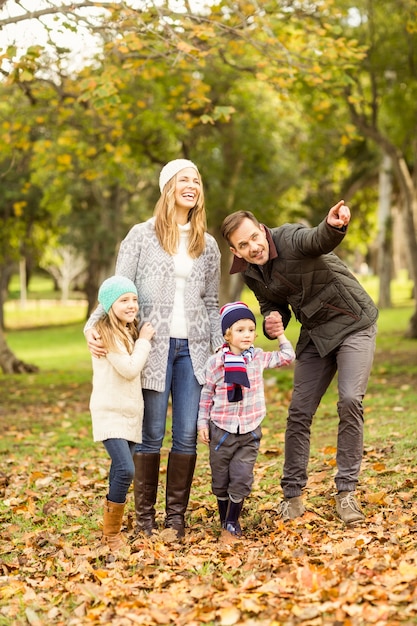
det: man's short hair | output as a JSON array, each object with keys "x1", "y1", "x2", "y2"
[{"x1": 221, "y1": 211, "x2": 261, "y2": 245}]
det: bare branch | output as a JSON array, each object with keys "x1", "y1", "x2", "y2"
[{"x1": 0, "y1": 1, "x2": 116, "y2": 29}]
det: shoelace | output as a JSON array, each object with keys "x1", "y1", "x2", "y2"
[
  {"x1": 339, "y1": 493, "x2": 360, "y2": 511},
  {"x1": 278, "y1": 500, "x2": 290, "y2": 518}
]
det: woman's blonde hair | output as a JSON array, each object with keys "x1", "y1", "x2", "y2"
[
  {"x1": 154, "y1": 171, "x2": 207, "y2": 258},
  {"x1": 95, "y1": 308, "x2": 139, "y2": 354}
]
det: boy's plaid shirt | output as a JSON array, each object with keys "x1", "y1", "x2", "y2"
[{"x1": 197, "y1": 341, "x2": 295, "y2": 434}]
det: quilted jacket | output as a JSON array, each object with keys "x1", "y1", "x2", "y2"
[{"x1": 229, "y1": 217, "x2": 378, "y2": 358}]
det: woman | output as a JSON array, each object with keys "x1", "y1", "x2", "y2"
[{"x1": 85, "y1": 159, "x2": 223, "y2": 539}]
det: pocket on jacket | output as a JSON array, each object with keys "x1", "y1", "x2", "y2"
[{"x1": 301, "y1": 282, "x2": 361, "y2": 324}]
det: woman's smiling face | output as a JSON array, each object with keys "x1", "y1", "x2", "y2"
[{"x1": 174, "y1": 167, "x2": 200, "y2": 211}]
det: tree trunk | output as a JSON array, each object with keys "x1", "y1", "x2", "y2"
[
  {"x1": 346, "y1": 102, "x2": 417, "y2": 337},
  {"x1": 214, "y1": 226, "x2": 244, "y2": 306},
  {"x1": 377, "y1": 154, "x2": 393, "y2": 308},
  {"x1": 0, "y1": 328, "x2": 38, "y2": 374}
]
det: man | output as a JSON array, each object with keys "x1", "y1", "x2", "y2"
[{"x1": 221, "y1": 201, "x2": 378, "y2": 524}]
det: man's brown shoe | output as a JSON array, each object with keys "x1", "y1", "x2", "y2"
[
  {"x1": 335, "y1": 491, "x2": 365, "y2": 524},
  {"x1": 277, "y1": 496, "x2": 305, "y2": 521}
]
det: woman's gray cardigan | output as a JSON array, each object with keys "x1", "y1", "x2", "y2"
[{"x1": 85, "y1": 218, "x2": 223, "y2": 392}]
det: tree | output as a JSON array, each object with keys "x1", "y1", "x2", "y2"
[
  {"x1": 338, "y1": 0, "x2": 417, "y2": 335},
  {"x1": 0, "y1": 0, "x2": 387, "y2": 374},
  {"x1": 40, "y1": 245, "x2": 87, "y2": 302}
]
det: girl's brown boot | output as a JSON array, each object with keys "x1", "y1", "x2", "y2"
[{"x1": 101, "y1": 498, "x2": 126, "y2": 550}]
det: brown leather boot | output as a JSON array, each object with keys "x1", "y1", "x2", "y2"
[
  {"x1": 133, "y1": 452, "x2": 160, "y2": 536},
  {"x1": 165, "y1": 452, "x2": 196, "y2": 539},
  {"x1": 101, "y1": 498, "x2": 125, "y2": 550}
]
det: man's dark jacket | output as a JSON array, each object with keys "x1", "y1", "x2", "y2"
[{"x1": 229, "y1": 218, "x2": 378, "y2": 358}]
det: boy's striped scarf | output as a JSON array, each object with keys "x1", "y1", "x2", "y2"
[{"x1": 222, "y1": 344, "x2": 255, "y2": 402}]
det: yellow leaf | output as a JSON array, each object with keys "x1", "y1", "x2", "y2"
[
  {"x1": 57, "y1": 154, "x2": 72, "y2": 166},
  {"x1": 398, "y1": 560, "x2": 417, "y2": 581},
  {"x1": 217, "y1": 606, "x2": 241, "y2": 625},
  {"x1": 366, "y1": 490, "x2": 388, "y2": 504}
]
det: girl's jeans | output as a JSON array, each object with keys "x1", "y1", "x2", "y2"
[
  {"x1": 281, "y1": 323, "x2": 377, "y2": 498},
  {"x1": 103, "y1": 439, "x2": 135, "y2": 503},
  {"x1": 136, "y1": 338, "x2": 202, "y2": 455}
]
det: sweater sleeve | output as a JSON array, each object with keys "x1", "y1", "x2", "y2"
[
  {"x1": 115, "y1": 224, "x2": 143, "y2": 281},
  {"x1": 260, "y1": 340, "x2": 295, "y2": 369},
  {"x1": 203, "y1": 235, "x2": 224, "y2": 351},
  {"x1": 106, "y1": 338, "x2": 152, "y2": 380},
  {"x1": 84, "y1": 304, "x2": 105, "y2": 334},
  {"x1": 197, "y1": 357, "x2": 217, "y2": 430}
]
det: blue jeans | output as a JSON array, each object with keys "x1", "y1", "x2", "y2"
[
  {"x1": 137, "y1": 338, "x2": 202, "y2": 455},
  {"x1": 282, "y1": 323, "x2": 377, "y2": 497},
  {"x1": 103, "y1": 439, "x2": 136, "y2": 503}
]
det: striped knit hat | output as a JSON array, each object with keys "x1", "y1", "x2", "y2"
[{"x1": 220, "y1": 301, "x2": 256, "y2": 335}]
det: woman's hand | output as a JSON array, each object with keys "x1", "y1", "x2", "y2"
[{"x1": 86, "y1": 328, "x2": 106, "y2": 358}]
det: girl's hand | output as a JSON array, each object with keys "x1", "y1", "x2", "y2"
[{"x1": 139, "y1": 322, "x2": 155, "y2": 341}]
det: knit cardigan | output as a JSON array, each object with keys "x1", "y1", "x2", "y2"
[
  {"x1": 90, "y1": 337, "x2": 152, "y2": 442},
  {"x1": 85, "y1": 218, "x2": 224, "y2": 392}
]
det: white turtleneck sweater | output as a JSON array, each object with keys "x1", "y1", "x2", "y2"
[{"x1": 170, "y1": 222, "x2": 193, "y2": 338}]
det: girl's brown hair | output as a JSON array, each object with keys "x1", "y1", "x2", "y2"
[
  {"x1": 154, "y1": 171, "x2": 207, "y2": 258},
  {"x1": 95, "y1": 308, "x2": 139, "y2": 354}
]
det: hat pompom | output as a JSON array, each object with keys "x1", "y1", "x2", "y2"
[
  {"x1": 220, "y1": 301, "x2": 256, "y2": 335},
  {"x1": 159, "y1": 158, "x2": 199, "y2": 193},
  {"x1": 98, "y1": 276, "x2": 138, "y2": 313}
]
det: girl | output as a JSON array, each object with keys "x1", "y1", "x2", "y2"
[
  {"x1": 85, "y1": 160, "x2": 223, "y2": 539},
  {"x1": 90, "y1": 275, "x2": 155, "y2": 550}
]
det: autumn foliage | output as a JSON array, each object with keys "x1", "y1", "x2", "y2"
[{"x1": 1, "y1": 357, "x2": 417, "y2": 625}]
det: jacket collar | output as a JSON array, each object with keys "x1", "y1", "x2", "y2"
[{"x1": 229, "y1": 225, "x2": 278, "y2": 274}]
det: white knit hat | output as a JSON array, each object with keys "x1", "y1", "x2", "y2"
[{"x1": 159, "y1": 159, "x2": 199, "y2": 193}]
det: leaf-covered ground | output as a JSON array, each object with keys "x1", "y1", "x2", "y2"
[{"x1": 1, "y1": 356, "x2": 417, "y2": 626}]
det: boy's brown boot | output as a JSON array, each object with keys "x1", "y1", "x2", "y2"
[{"x1": 101, "y1": 498, "x2": 126, "y2": 550}]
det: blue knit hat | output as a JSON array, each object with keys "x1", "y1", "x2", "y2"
[
  {"x1": 98, "y1": 276, "x2": 138, "y2": 313},
  {"x1": 220, "y1": 301, "x2": 256, "y2": 335}
]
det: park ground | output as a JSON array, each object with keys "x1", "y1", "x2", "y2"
[{"x1": 0, "y1": 296, "x2": 417, "y2": 625}]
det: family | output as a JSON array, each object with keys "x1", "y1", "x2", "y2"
[{"x1": 85, "y1": 159, "x2": 378, "y2": 551}]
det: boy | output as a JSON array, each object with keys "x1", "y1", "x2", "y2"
[{"x1": 197, "y1": 301, "x2": 295, "y2": 538}]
